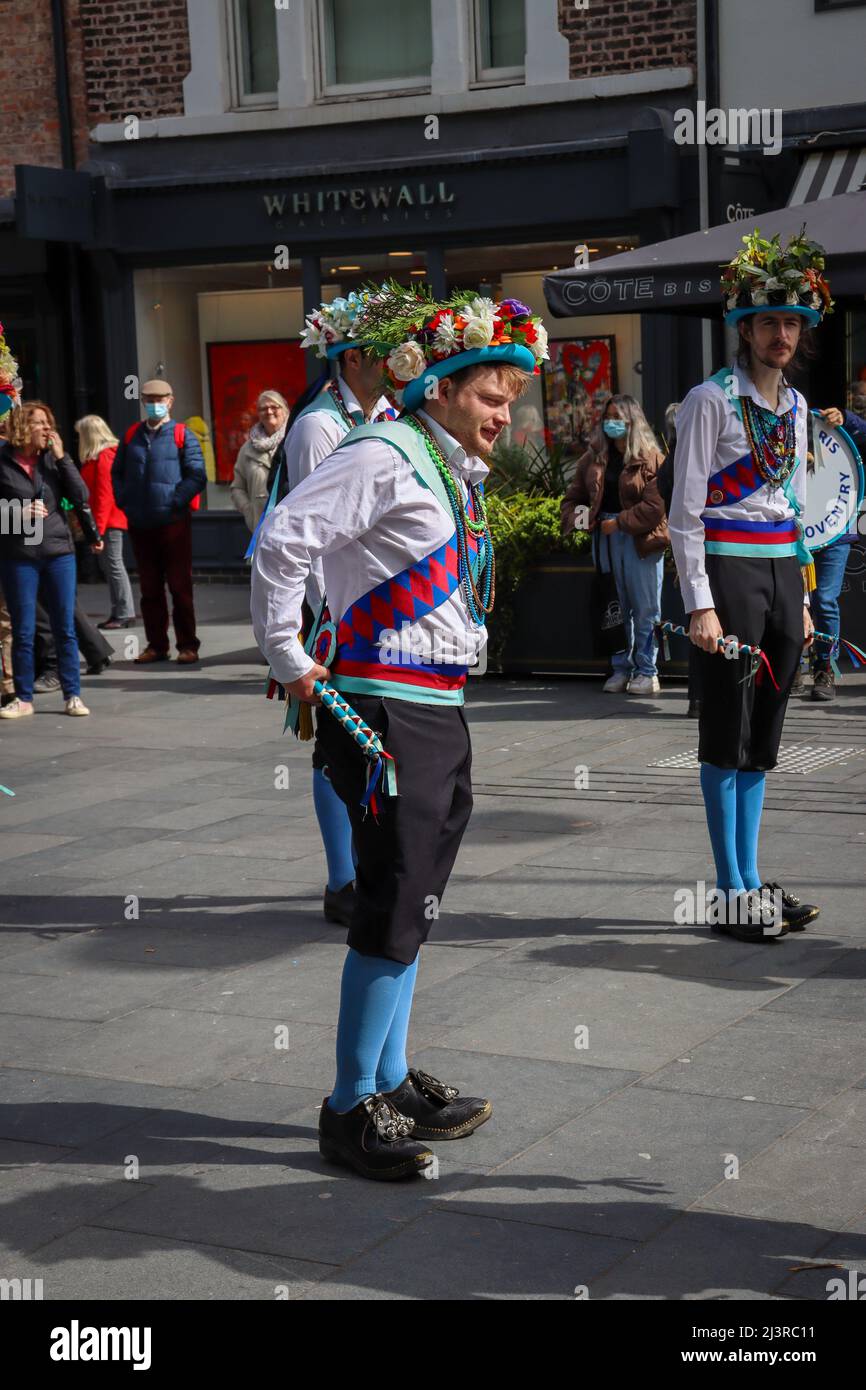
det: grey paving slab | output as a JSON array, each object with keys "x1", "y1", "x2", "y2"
[
  {"x1": 11, "y1": 1006, "x2": 334, "y2": 1089},
  {"x1": 0, "y1": 1164, "x2": 153, "y2": 1256},
  {"x1": 0, "y1": 963, "x2": 207, "y2": 1022},
  {"x1": 93, "y1": 1137, "x2": 488, "y2": 1267},
  {"x1": 300, "y1": 1208, "x2": 634, "y2": 1300},
  {"x1": 443, "y1": 966, "x2": 788, "y2": 1072},
  {"x1": 440, "y1": 1086, "x2": 805, "y2": 1242},
  {"x1": 2, "y1": 1226, "x2": 327, "y2": 1300},
  {"x1": 408, "y1": 1045, "x2": 640, "y2": 1167},
  {"x1": 0, "y1": 1071, "x2": 307, "y2": 1148},
  {"x1": 641, "y1": 1012, "x2": 866, "y2": 1106},
  {"x1": 695, "y1": 1112, "x2": 866, "y2": 1233},
  {"x1": 586, "y1": 1210, "x2": 837, "y2": 1300},
  {"x1": 763, "y1": 949, "x2": 866, "y2": 1021},
  {"x1": 0, "y1": 1014, "x2": 96, "y2": 1066}
]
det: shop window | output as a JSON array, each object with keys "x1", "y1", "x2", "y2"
[
  {"x1": 474, "y1": 0, "x2": 526, "y2": 82},
  {"x1": 229, "y1": 0, "x2": 279, "y2": 107},
  {"x1": 318, "y1": 0, "x2": 433, "y2": 95}
]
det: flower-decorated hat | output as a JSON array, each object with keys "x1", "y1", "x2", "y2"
[
  {"x1": 351, "y1": 281, "x2": 549, "y2": 410},
  {"x1": 721, "y1": 226, "x2": 833, "y2": 327},
  {"x1": 0, "y1": 320, "x2": 22, "y2": 418},
  {"x1": 299, "y1": 288, "x2": 382, "y2": 360}
]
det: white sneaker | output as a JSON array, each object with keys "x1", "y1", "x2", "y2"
[
  {"x1": 602, "y1": 673, "x2": 630, "y2": 693},
  {"x1": 0, "y1": 698, "x2": 34, "y2": 720},
  {"x1": 65, "y1": 696, "x2": 90, "y2": 717},
  {"x1": 627, "y1": 675, "x2": 661, "y2": 696}
]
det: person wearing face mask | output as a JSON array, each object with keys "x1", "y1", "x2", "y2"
[
  {"x1": 111, "y1": 379, "x2": 206, "y2": 664},
  {"x1": 230, "y1": 391, "x2": 290, "y2": 532},
  {"x1": 561, "y1": 395, "x2": 668, "y2": 695}
]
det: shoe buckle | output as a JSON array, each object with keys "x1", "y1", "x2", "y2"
[
  {"x1": 365, "y1": 1095, "x2": 415, "y2": 1142},
  {"x1": 412, "y1": 1069, "x2": 459, "y2": 1104}
]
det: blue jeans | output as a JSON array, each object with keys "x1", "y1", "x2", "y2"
[
  {"x1": 0, "y1": 552, "x2": 80, "y2": 701},
  {"x1": 810, "y1": 541, "x2": 850, "y2": 670},
  {"x1": 597, "y1": 513, "x2": 664, "y2": 678}
]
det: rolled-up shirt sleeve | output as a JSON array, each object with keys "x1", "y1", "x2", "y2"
[
  {"x1": 250, "y1": 439, "x2": 399, "y2": 685},
  {"x1": 669, "y1": 385, "x2": 721, "y2": 613}
]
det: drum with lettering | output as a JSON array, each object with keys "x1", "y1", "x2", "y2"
[{"x1": 803, "y1": 412, "x2": 865, "y2": 552}]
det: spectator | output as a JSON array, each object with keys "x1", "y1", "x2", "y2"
[
  {"x1": 0, "y1": 400, "x2": 102, "y2": 719},
  {"x1": 0, "y1": 581, "x2": 13, "y2": 706},
  {"x1": 75, "y1": 414, "x2": 136, "y2": 630},
  {"x1": 561, "y1": 394, "x2": 669, "y2": 696},
  {"x1": 807, "y1": 391, "x2": 866, "y2": 702},
  {"x1": 111, "y1": 378, "x2": 206, "y2": 664},
  {"x1": 230, "y1": 390, "x2": 289, "y2": 532}
]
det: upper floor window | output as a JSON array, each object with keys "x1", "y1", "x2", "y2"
[
  {"x1": 475, "y1": 0, "x2": 525, "y2": 82},
  {"x1": 318, "y1": 0, "x2": 433, "y2": 96},
  {"x1": 230, "y1": 0, "x2": 278, "y2": 107}
]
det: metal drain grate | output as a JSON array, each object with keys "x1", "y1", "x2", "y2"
[{"x1": 650, "y1": 744, "x2": 866, "y2": 774}]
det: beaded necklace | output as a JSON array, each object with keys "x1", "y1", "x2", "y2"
[
  {"x1": 741, "y1": 392, "x2": 798, "y2": 490},
  {"x1": 327, "y1": 379, "x2": 358, "y2": 430},
  {"x1": 404, "y1": 413, "x2": 495, "y2": 622}
]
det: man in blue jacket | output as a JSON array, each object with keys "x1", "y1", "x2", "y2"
[{"x1": 112, "y1": 379, "x2": 206, "y2": 664}]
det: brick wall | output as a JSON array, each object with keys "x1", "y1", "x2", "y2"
[
  {"x1": 560, "y1": 0, "x2": 697, "y2": 78},
  {"x1": 79, "y1": 0, "x2": 190, "y2": 123},
  {"x1": 0, "y1": 0, "x2": 190, "y2": 197}
]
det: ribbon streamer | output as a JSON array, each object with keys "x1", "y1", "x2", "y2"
[
  {"x1": 656, "y1": 621, "x2": 779, "y2": 690},
  {"x1": 811, "y1": 630, "x2": 866, "y2": 680},
  {"x1": 267, "y1": 675, "x2": 398, "y2": 819},
  {"x1": 0, "y1": 784, "x2": 14, "y2": 796}
]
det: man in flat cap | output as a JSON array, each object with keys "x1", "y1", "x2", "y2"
[{"x1": 112, "y1": 379, "x2": 206, "y2": 664}]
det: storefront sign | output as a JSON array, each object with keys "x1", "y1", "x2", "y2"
[
  {"x1": 263, "y1": 180, "x2": 456, "y2": 225},
  {"x1": 559, "y1": 273, "x2": 715, "y2": 312}
]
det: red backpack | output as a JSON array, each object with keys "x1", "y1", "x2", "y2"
[{"x1": 123, "y1": 420, "x2": 202, "y2": 511}]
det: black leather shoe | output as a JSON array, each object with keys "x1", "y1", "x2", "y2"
[
  {"x1": 323, "y1": 880, "x2": 355, "y2": 925},
  {"x1": 687, "y1": 699, "x2": 701, "y2": 718},
  {"x1": 318, "y1": 1093, "x2": 434, "y2": 1180},
  {"x1": 762, "y1": 881, "x2": 819, "y2": 931},
  {"x1": 707, "y1": 889, "x2": 788, "y2": 942},
  {"x1": 86, "y1": 656, "x2": 112, "y2": 675},
  {"x1": 811, "y1": 669, "x2": 836, "y2": 702},
  {"x1": 790, "y1": 668, "x2": 806, "y2": 696},
  {"x1": 381, "y1": 1068, "x2": 492, "y2": 1140}
]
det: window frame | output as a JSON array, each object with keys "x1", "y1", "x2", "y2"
[
  {"x1": 315, "y1": 0, "x2": 433, "y2": 101},
  {"x1": 471, "y1": 0, "x2": 526, "y2": 88},
  {"x1": 226, "y1": 0, "x2": 279, "y2": 111}
]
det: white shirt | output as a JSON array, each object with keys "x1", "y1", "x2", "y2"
[
  {"x1": 282, "y1": 376, "x2": 393, "y2": 611},
  {"x1": 670, "y1": 363, "x2": 808, "y2": 613},
  {"x1": 250, "y1": 407, "x2": 490, "y2": 687}
]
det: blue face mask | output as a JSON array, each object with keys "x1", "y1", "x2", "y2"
[
  {"x1": 144, "y1": 401, "x2": 169, "y2": 421},
  {"x1": 603, "y1": 418, "x2": 627, "y2": 440}
]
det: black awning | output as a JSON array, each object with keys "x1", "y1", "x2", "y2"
[{"x1": 543, "y1": 190, "x2": 866, "y2": 319}]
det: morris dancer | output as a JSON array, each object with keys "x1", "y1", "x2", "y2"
[
  {"x1": 670, "y1": 229, "x2": 831, "y2": 940},
  {"x1": 251, "y1": 284, "x2": 548, "y2": 1178},
  {"x1": 273, "y1": 293, "x2": 395, "y2": 927}
]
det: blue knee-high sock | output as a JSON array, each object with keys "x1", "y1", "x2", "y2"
[
  {"x1": 312, "y1": 767, "x2": 355, "y2": 891},
  {"x1": 376, "y1": 956, "x2": 419, "y2": 1092},
  {"x1": 699, "y1": 763, "x2": 745, "y2": 893},
  {"x1": 327, "y1": 949, "x2": 412, "y2": 1113},
  {"x1": 735, "y1": 770, "x2": 766, "y2": 892}
]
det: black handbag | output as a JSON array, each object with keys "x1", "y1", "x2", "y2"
[{"x1": 590, "y1": 528, "x2": 627, "y2": 656}]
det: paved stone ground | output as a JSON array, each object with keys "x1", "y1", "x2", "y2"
[{"x1": 1, "y1": 583, "x2": 865, "y2": 1301}]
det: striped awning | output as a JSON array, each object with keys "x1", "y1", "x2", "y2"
[{"x1": 789, "y1": 147, "x2": 866, "y2": 205}]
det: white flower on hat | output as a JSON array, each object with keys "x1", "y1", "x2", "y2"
[
  {"x1": 751, "y1": 287, "x2": 769, "y2": 305},
  {"x1": 432, "y1": 313, "x2": 458, "y2": 357},
  {"x1": 300, "y1": 314, "x2": 325, "y2": 353},
  {"x1": 530, "y1": 322, "x2": 550, "y2": 362},
  {"x1": 462, "y1": 315, "x2": 495, "y2": 350},
  {"x1": 387, "y1": 340, "x2": 428, "y2": 381}
]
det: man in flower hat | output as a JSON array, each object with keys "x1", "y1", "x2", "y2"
[
  {"x1": 670, "y1": 227, "x2": 831, "y2": 941},
  {"x1": 251, "y1": 283, "x2": 548, "y2": 1179},
  {"x1": 256, "y1": 291, "x2": 396, "y2": 931}
]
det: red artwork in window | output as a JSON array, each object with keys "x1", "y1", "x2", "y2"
[{"x1": 207, "y1": 339, "x2": 308, "y2": 484}]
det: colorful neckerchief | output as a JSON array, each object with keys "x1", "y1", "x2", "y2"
[
  {"x1": 741, "y1": 393, "x2": 798, "y2": 490},
  {"x1": 403, "y1": 413, "x2": 494, "y2": 622}
]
